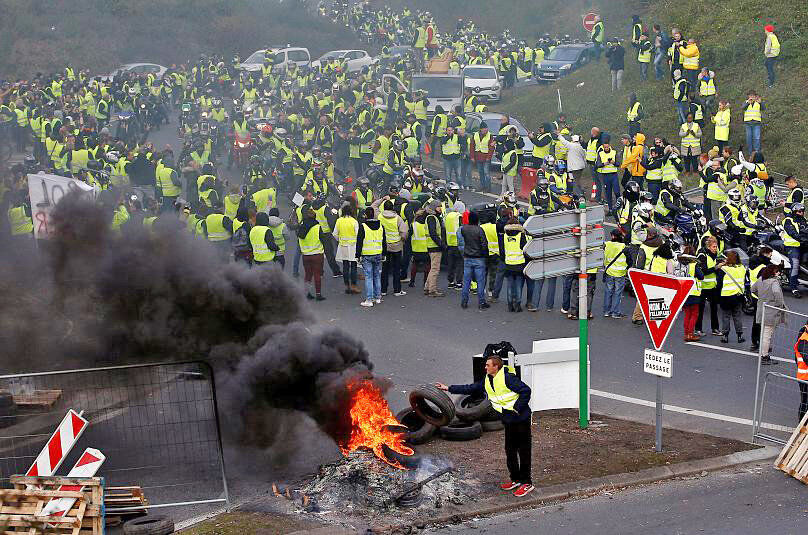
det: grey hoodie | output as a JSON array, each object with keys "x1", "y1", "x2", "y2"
[
  {"x1": 267, "y1": 215, "x2": 287, "y2": 253},
  {"x1": 379, "y1": 208, "x2": 409, "y2": 252}
]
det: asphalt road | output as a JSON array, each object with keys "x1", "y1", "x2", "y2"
[{"x1": 425, "y1": 462, "x2": 808, "y2": 535}]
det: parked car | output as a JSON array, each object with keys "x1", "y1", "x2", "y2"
[
  {"x1": 463, "y1": 112, "x2": 534, "y2": 168},
  {"x1": 239, "y1": 47, "x2": 311, "y2": 72},
  {"x1": 374, "y1": 45, "x2": 414, "y2": 65},
  {"x1": 379, "y1": 73, "x2": 464, "y2": 118},
  {"x1": 99, "y1": 63, "x2": 167, "y2": 82},
  {"x1": 310, "y1": 49, "x2": 375, "y2": 72},
  {"x1": 462, "y1": 65, "x2": 502, "y2": 102},
  {"x1": 535, "y1": 43, "x2": 594, "y2": 82}
]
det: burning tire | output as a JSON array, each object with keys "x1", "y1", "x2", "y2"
[
  {"x1": 481, "y1": 419, "x2": 504, "y2": 432},
  {"x1": 439, "y1": 420, "x2": 483, "y2": 441},
  {"x1": 409, "y1": 385, "x2": 455, "y2": 427},
  {"x1": 455, "y1": 394, "x2": 493, "y2": 422},
  {"x1": 381, "y1": 444, "x2": 422, "y2": 469},
  {"x1": 395, "y1": 407, "x2": 437, "y2": 445},
  {"x1": 123, "y1": 515, "x2": 175, "y2": 535}
]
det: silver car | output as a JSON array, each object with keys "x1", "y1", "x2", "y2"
[{"x1": 463, "y1": 112, "x2": 534, "y2": 168}]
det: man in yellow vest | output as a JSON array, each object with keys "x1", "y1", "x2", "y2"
[
  {"x1": 436, "y1": 354, "x2": 534, "y2": 497},
  {"x1": 378, "y1": 199, "x2": 408, "y2": 297},
  {"x1": 763, "y1": 24, "x2": 780, "y2": 87},
  {"x1": 249, "y1": 212, "x2": 279, "y2": 266},
  {"x1": 603, "y1": 229, "x2": 630, "y2": 318},
  {"x1": 743, "y1": 91, "x2": 764, "y2": 153},
  {"x1": 590, "y1": 15, "x2": 605, "y2": 61},
  {"x1": 7, "y1": 192, "x2": 33, "y2": 242},
  {"x1": 356, "y1": 206, "x2": 387, "y2": 307},
  {"x1": 711, "y1": 100, "x2": 731, "y2": 152},
  {"x1": 781, "y1": 203, "x2": 808, "y2": 298}
]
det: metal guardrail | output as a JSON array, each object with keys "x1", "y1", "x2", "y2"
[
  {"x1": 753, "y1": 371, "x2": 806, "y2": 445},
  {"x1": 0, "y1": 361, "x2": 229, "y2": 512}
]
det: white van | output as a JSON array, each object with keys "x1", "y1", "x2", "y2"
[
  {"x1": 239, "y1": 47, "x2": 311, "y2": 72},
  {"x1": 380, "y1": 73, "x2": 464, "y2": 118}
]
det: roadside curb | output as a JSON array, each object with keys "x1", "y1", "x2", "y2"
[{"x1": 363, "y1": 445, "x2": 778, "y2": 533}]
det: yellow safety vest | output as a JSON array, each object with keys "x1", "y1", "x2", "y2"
[
  {"x1": 680, "y1": 123, "x2": 701, "y2": 148},
  {"x1": 627, "y1": 102, "x2": 641, "y2": 122},
  {"x1": 474, "y1": 132, "x2": 491, "y2": 154},
  {"x1": 335, "y1": 216, "x2": 358, "y2": 246},
  {"x1": 252, "y1": 188, "x2": 276, "y2": 212},
  {"x1": 688, "y1": 262, "x2": 702, "y2": 297},
  {"x1": 699, "y1": 78, "x2": 716, "y2": 96},
  {"x1": 156, "y1": 165, "x2": 180, "y2": 197},
  {"x1": 720, "y1": 265, "x2": 746, "y2": 297},
  {"x1": 640, "y1": 244, "x2": 659, "y2": 270},
  {"x1": 424, "y1": 215, "x2": 441, "y2": 249},
  {"x1": 205, "y1": 214, "x2": 230, "y2": 241},
  {"x1": 604, "y1": 241, "x2": 628, "y2": 277},
  {"x1": 299, "y1": 224, "x2": 324, "y2": 255},
  {"x1": 270, "y1": 223, "x2": 286, "y2": 254},
  {"x1": 481, "y1": 222, "x2": 499, "y2": 256},
  {"x1": 531, "y1": 133, "x2": 552, "y2": 159},
  {"x1": 503, "y1": 234, "x2": 525, "y2": 265},
  {"x1": 749, "y1": 263, "x2": 765, "y2": 298},
  {"x1": 744, "y1": 102, "x2": 762, "y2": 122},
  {"x1": 650, "y1": 255, "x2": 668, "y2": 274},
  {"x1": 432, "y1": 114, "x2": 448, "y2": 137},
  {"x1": 712, "y1": 109, "x2": 730, "y2": 141},
  {"x1": 8, "y1": 206, "x2": 33, "y2": 236},
  {"x1": 597, "y1": 149, "x2": 618, "y2": 173},
  {"x1": 361, "y1": 223, "x2": 384, "y2": 255},
  {"x1": 442, "y1": 134, "x2": 460, "y2": 156},
  {"x1": 250, "y1": 225, "x2": 276, "y2": 262},
  {"x1": 585, "y1": 138, "x2": 599, "y2": 162},
  {"x1": 700, "y1": 253, "x2": 717, "y2": 289},
  {"x1": 379, "y1": 213, "x2": 401, "y2": 245},
  {"x1": 781, "y1": 217, "x2": 801, "y2": 247},
  {"x1": 355, "y1": 189, "x2": 373, "y2": 209},
  {"x1": 411, "y1": 221, "x2": 428, "y2": 253},
  {"x1": 484, "y1": 368, "x2": 520, "y2": 413},
  {"x1": 767, "y1": 33, "x2": 780, "y2": 56},
  {"x1": 444, "y1": 211, "x2": 460, "y2": 247},
  {"x1": 502, "y1": 150, "x2": 518, "y2": 176}
]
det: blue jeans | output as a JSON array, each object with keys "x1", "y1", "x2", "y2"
[
  {"x1": 460, "y1": 158, "x2": 471, "y2": 187},
  {"x1": 745, "y1": 123, "x2": 761, "y2": 153},
  {"x1": 653, "y1": 51, "x2": 665, "y2": 80},
  {"x1": 530, "y1": 277, "x2": 556, "y2": 309},
  {"x1": 443, "y1": 158, "x2": 460, "y2": 182},
  {"x1": 506, "y1": 272, "x2": 523, "y2": 304},
  {"x1": 676, "y1": 101, "x2": 689, "y2": 125},
  {"x1": 362, "y1": 255, "x2": 382, "y2": 300},
  {"x1": 786, "y1": 246, "x2": 803, "y2": 291},
  {"x1": 462, "y1": 257, "x2": 487, "y2": 306},
  {"x1": 764, "y1": 57, "x2": 776, "y2": 86},
  {"x1": 477, "y1": 161, "x2": 491, "y2": 191},
  {"x1": 492, "y1": 260, "x2": 507, "y2": 298},
  {"x1": 603, "y1": 274, "x2": 627, "y2": 315},
  {"x1": 601, "y1": 172, "x2": 620, "y2": 212},
  {"x1": 562, "y1": 274, "x2": 575, "y2": 311},
  {"x1": 647, "y1": 180, "x2": 662, "y2": 204}
]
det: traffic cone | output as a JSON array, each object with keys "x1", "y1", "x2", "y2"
[{"x1": 590, "y1": 183, "x2": 598, "y2": 202}]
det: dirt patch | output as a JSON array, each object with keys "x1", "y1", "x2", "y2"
[
  {"x1": 417, "y1": 409, "x2": 759, "y2": 489},
  {"x1": 178, "y1": 511, "x2": 321, "y2": 535}
]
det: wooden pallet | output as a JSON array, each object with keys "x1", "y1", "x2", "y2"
[
  {"x1": 775, "y1": 411, "x2": 808, "y2": 483},
  {"x1": 104, "y1": 486, "x2": 148, "y2": 526},
  {"x1": 0, "y1": 475, "x2": 104, "y2": 534},
  {"x1": 0, "y1": 390, "x2": 63, "y2": 408}
]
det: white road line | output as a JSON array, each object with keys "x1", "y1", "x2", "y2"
[
  {"x1": 591, "y1": 389, "x2": 793, "y2": 433},
  {"x1": 685, "y1": 341, "x2": 792, "y2": 364}
]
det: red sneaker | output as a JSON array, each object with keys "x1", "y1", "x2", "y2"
[
  {"x1": 513, "y1": 483, "x2": 535, "y2": 497},
  {"x1": 499, "y1": 481, "x2": 519, "y2": 491}
]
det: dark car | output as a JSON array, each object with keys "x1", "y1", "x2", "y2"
[{"x1": 535, "y1": 43, "x2": 594, "y2": 82}]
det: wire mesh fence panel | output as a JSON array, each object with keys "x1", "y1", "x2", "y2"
[
  {"x1": 0, "y1": 362, "x2": 227, "y2": 510},
  {"x1": 753, "y1": 305, "x2": 807, "y2": 444}
]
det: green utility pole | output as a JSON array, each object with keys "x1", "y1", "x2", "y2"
[{"x1": 578, "y1": 200, "x2": 589, "y2": 429}]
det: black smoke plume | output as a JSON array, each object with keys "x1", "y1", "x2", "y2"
[{"x1": 0, "y1": 193, "x2": 380, "y2": 473}]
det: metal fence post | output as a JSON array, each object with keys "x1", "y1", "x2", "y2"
[
  {"x1": 578, "y1": 200, "x2": 588, "y2": 429},
  {"x1": 751, "y1": 305, "x2": 766, "y2": 442}
]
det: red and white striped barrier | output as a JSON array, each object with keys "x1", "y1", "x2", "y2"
[
  {"x1": 40, "y1": 448, "x2": 105, "y2": 517},
  {"x1": 26, "y1": 410, "x2": 89, "y2": 477}
]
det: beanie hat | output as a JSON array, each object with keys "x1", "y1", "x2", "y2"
[{"x1": 764, "y1": 24, "x2": 775, "y2": 33}]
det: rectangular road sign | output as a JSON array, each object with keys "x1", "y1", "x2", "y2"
[
  {"x1": 644, "y1": 348, "x2": 672, "y2": 378},
  {"x1": 523, "y1": 247, "x2": 604, "y2": 280},
  {"x1": 523, "y1": 226, "x2": 605, "y2": 259},
  {"x1": 523, "y1": 204, "x2": 605, "y2": 236}
]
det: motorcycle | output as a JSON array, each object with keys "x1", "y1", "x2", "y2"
[
  {"x1": 178, "y1": 101, "x2": 196, "y2": 138},
  {"x1": 229, "y1": 132, "x2": 253, "y2": 171},
  {"x1": 672, "y1": 206, "x2": 707, "y2": 249}
]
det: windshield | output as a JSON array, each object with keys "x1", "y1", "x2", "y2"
[
  {"x1": 463, "y1": 67, "x2": 497, "y2": 79},
  {"x1": 411, "y1": 76, "x2": 462, "y2": 98},
  {"x1": 319, "y1": 51, "x2": 345, "y2": 61},
  {"x1": 476, "y1": 118, "x2": 528, "y2": 137},
  {"x1": 244, "y1": 51, "x2": 265, "y2": 64},
  {"x1": 546, "y1": 47, "x2": 581, "y2": 62}
]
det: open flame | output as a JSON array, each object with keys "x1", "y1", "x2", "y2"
[{"x1": 339, "y1": 379, "x2": 414, "y2": 469}]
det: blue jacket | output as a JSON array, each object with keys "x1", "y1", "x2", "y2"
[{"x1": 449, "y1": 370, "x2": 532, "y2": 423}]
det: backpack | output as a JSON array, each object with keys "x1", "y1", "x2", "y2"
[{"x1": 232, "y1": 225, "x2": 252, "y2": 256}]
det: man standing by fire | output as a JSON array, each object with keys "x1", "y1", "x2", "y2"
[{"x1": 436, "y1": 356, "x2": 533, "y2": 496}]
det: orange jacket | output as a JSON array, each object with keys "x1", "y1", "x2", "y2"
[
  {"x1": 620, "y1": 133, "x2": 646, "y2": 176},
  {"x1": 794, "y1": 331, "x2": 808, "y2": 382}
]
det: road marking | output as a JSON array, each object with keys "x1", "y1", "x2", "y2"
[
  {"x1": 685, "y1": 341, "x2": 792, "y2": 364},
  {"x1": 591, "y1": 389, "x2": 793, "y2": 433}
]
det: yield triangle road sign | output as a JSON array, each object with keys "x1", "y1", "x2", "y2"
[{"x1": 628, "y1": 269, "x2": 695, "y2": 351}]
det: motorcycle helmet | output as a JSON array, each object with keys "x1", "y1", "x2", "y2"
[
  {"x1": 407, "y1": 156, "x2": 423, "y2": 167},
  {"x1": 727, "y1": 188, "x2": 742, "y2": 204},
  {"x1": 536, "y1": 177, "x2": 550, "y2": 189},
  {"x1": 555, "y1": 160, "x2": 567, "y2": 173},
  {"x1": 504, "y1": 191, "x2": 516, "y2": 204},
  {"x1": 624, "y1": 180, "x2": 640, "y2": 202},
  {"x1": 708, "y1": 219, "x2": 727, "y2": 236},
  {"x1": 543, "y1": 155, "x2": 555, "y2": 168},
  {"x1": 358, "y1": 176, "x2": 370, "y2": 187},
  {"x1": 669, "y1": 178, "x2": 683, "y2": 193},
  {"x1": 635, "y1": 204, "x2": 651, "y2": 220},
  {"x1": 106, "y1": 151, "x2": 119, "y2": 163},
  {"x1": 448, "y1": 181, "x2": 460, "y2": 193},
  {"x1": 745, "y1": 195, "x2": 759, "y2": 210},
  {"x1": 403, "y1": 179, "x2": 413, "y2": 190},
  {"x1": 639, "y1": 190, "x2": 653, "y2": 204},
  {"x1": 792, "y1": 202, "x2": 805, "y2": 214},
  {"x1": 392, "y1": 139, "x2": 405, "y2": 152},
  {"x1": 389, "y1": 183, "x2": 401, "y2": 195}
]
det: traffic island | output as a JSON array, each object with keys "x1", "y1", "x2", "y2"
[{"x1": 179, "y1": 409, "x2": 772, "y2": 534}]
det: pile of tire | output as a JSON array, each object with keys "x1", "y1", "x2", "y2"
[
  {"x1": 123, "y1": 515, "x2": 174, "y2": 534},
  {"x1": 396, "y1": 385, "x2": 503, "y2": 445}
]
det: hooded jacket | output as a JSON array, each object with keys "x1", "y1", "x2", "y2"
[
  {"x1": 355, "y1": 218, "x2": 388, "y2": 255},
  {"x1": 378, "y1": 205, "x2": 408, "y2": 253},
  {"x1": 620, "y1": 133, "x2": 646, "y2": 176},
  {"x1": 498, "y1": 223, "x2": 528, "y2": 272}
]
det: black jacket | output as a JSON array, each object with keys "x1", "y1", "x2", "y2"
[
  {"x1": 459, "y1": 224, "x2": 489, "y2": 258},
  {"x1": 355, "y1": 219, "x2": 388, "y2": 255},
  {"x1": 606, "y1": 45, "x2": 625, "y2": 71},
  {"x1": 449, "y1": 370, "x2": 532, "y2": 423}
]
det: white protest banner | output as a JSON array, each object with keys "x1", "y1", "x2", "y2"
[{"x1": 27, "y1": 173, "x2": 95, "y2": 240}]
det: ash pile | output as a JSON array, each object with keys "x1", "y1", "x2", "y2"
[{"x1": 299, "y1": 451, "x2": 476, "y2": 519}]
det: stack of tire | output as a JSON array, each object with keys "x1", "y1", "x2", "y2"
[{"x1": 396, "y1": 385, "x2": 502, "y2": 445}]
